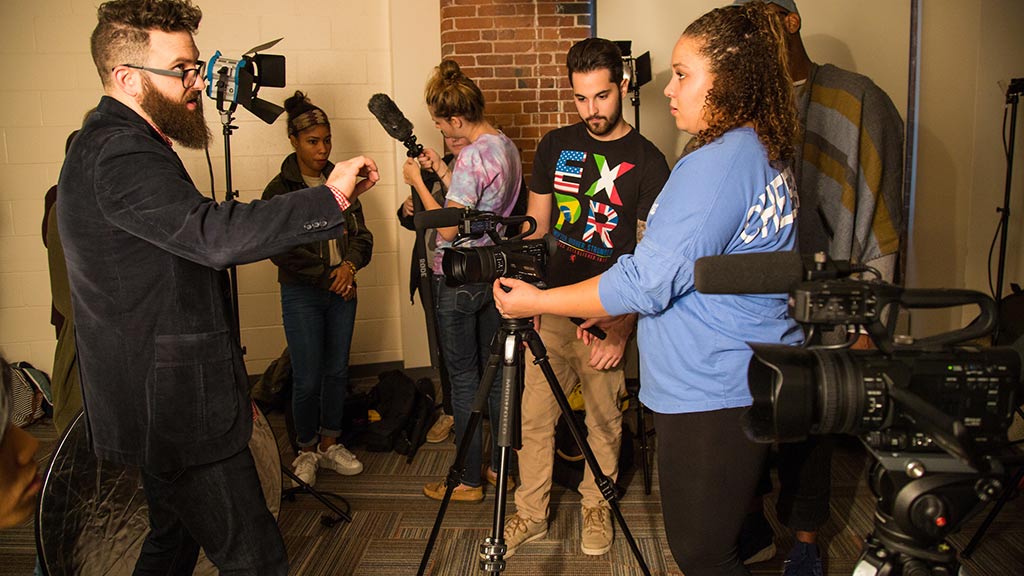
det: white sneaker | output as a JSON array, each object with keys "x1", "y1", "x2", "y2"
[
  {"x1": 291, "y1": 451, "x2": 320, "y2": 488},
  {"x1": 318, "y1": 443, "x2": 364, "y2": 475}
]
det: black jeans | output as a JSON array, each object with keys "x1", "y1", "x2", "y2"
[
  {"x1": 655, "y1": 408, "x2": 768, "y2": 576},
  {"x1": 134, "y1": 446, "x2": 287, "y2": 575}
]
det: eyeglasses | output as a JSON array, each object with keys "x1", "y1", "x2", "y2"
[{"x1": 117, "y1": 61, "x2": 206, "y2": 89}]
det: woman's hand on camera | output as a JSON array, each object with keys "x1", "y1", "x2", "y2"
[
  {"x1": 493, "y1": 277, "x2": 543, "y2": 318},
  {"x1": 326, "y1": 155, "x2": 379, "y2": 200}
]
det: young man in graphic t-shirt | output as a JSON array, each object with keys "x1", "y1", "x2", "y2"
[{"x1": 502, "y1": 38, "x2": 669, "y2": 557}]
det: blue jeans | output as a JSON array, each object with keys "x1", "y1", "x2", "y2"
[
  {"x1": 434, "y1": 276, "x2": 502, "y2": 487},
  {"x1": 281, "y1": 282, "x2": 357, "y2": 448},
  {"x1": 134, "y1": 447, "x2": 287, "y2": 575}
]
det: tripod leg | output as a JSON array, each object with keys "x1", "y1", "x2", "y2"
[
  {"x1": 280, "y1": 465, "x2": 352, "y2": 525},
  {"x1": 480, "y1": 329, "x2": 527, "y2": 574},
  {"x1": 418, "y1": 327, "x2": 507, "y2": 576},
  {"x1": 961, "y1": 465, "x2": 1024, "y2": 559},
  {"x1": 523, "y1": 329, "x2": 652, "y2": 576}
]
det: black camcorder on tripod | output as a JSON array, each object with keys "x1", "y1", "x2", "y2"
[
  {"x1": 415, "y1": 206, "x2": 555, "y2": 288},
  {"x1": 413, "y1": 209, "x2": 651, "y2": 575},
  {"x1": 695, "y1": 250, "x2": 1024, "y2": 576}
]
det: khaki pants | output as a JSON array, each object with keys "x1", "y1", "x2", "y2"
[{"x1": 514, "y1": 314, "x2": 626, "y2": 521}]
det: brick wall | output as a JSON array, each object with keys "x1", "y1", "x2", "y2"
[{"x1": 439, "y1": 0, "x2": 593, "y2": 180}]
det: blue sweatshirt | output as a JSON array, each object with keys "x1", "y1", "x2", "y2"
[{"x1": 599, "y1": 128, "x2": 802, "y2": 414}]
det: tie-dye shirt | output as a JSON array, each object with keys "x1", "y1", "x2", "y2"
[{"x1": 433, "y1": 131, "x2": 523, "y2": 275}]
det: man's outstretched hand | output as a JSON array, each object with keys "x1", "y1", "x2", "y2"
[{"x1": 326, "y1": 155, "x2": 380, "y2": 200}]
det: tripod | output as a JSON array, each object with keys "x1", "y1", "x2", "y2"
[
  {"x1": 852, "y1": 455, "x2": 1001, "y2": 576},
  {"x1": 416, "y1": 316, "x2": 651, "y2": 575}
]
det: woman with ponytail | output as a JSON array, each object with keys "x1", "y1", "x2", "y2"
[
  {"x1": 262, "y1": 91, "x2": 373, "y2": 487},
  {"x1": 403, "y1": 60, "x2": 523, "y2": 502}
]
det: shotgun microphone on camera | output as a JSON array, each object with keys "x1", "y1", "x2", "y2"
[
  {"x1": 413, "y1": 207, "x2": 476, "y2": 230},
  {"x1": 694, "y1": 252, "x2": 865, "y2": 295}
]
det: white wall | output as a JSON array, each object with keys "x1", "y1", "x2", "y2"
[
  {"x1": 0, "y1": 0, "x2": 442, "y2": 375},
  {"x1": 600, "y1": 0, "x2": 1024, "y2": 338},
  {"x1": 596, "y1": 1, "x2": 910, "y2": 161},
  {"x1": 1, "y1": 0, "x2": 1021, "y2": 376}
]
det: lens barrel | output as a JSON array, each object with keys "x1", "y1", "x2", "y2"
[
  {"x1": 441, "y1": 246, "x2": 505, "y2": 286},
  {"x1": 745, "y1": 345, "x2": 888, "y2": 442}
]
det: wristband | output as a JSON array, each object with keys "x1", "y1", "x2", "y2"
[{"x1": 326, "y1": 184, "x2": 351, "y2": 212}]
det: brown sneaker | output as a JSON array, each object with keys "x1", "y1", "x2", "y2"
[
  {"x1": 423, "y1": 479, "x2": 484, "y2": 502},
  {"x1": 581, "y1": 505, "x2": 613, "y2": 556},
  {"x1": 503, "y1": 514, "x2": 547, "y2": 558},
  {"x1": 484, "y1": 466, "x2": 516, "y2": 491},
  {"x1": 426, "y1": 414, "x2": 454, "y2": 443}
]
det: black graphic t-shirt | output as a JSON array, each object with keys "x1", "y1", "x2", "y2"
[{"x1": 531, "y1": 122, "x2": 669, "y2": 288}]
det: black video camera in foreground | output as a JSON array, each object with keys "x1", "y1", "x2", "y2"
[
  {"x1": 413, "y1": 208, "x2": 556, "y2": 288},
  {"x1": 698, "y1": 250, "x2": 1024, "y2": 572},
  {"x1": 695, "y1": 251, "x2": 1022, "y2": 472}
]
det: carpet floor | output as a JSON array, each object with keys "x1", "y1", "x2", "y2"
[{"x1": 3, "y1": 377, "x2": 1022, "y2": 575}]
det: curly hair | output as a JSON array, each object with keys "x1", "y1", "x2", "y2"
[
  {"x1": 683, "y1": 1, "x2": 798, "y2": 163},
  {"x1": 424, "y1": 60, "x2": 486, "y2": 123},
  {"x1": 91, "y1": 0, "x2": 202, "y2": 87}
]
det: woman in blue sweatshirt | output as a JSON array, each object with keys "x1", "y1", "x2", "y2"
[{"x1": 494, "y1": 4, "x2": 801, "y2": 575}]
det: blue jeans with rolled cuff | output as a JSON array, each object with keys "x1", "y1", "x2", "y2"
[{"x1": 280, "y1": 282, "x2": 357, "y2": 449}]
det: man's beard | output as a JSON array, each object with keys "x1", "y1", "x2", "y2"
[
  {"x1": 582, "y1": 95, "x2": 623, "y2": 138},
  {"x1": 140, "y1": 77, "x2": 211, "y2": 149}
]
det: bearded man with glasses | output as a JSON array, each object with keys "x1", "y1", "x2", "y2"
[{"x1": 57, "y1": 1, "x2": 379, "y2": 573}]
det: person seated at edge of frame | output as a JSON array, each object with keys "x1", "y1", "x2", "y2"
[{"x1": 0, "y1": 358, "x2": 43, "y2": 531}]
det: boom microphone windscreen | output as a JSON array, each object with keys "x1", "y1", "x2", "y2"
[
  {"x1": 694, "y1": 252, "x2": 806, "y2": 294},
  {"x1": 368, "y1": 93, "x2": 415, "y2": 142}
]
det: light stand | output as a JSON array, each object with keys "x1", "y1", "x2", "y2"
[
  {"x1": 206, "y1": 41, "x2": 352, "y2": 527},
  {"x1": 215, "y1": 108, "x2": 244, "y2": 345},
  {"x1": 416, "y1": 316, "x2": 651, "y2": 576},
  {"x1": 995, "y1": 78, "x2": 1024, "y2": 342},
  {"x1": 615, "y1": 40, "x2": 651, "y2": 134}
]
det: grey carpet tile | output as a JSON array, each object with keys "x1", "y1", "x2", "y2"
[{"x1": 4, "y1": 393, "x2": 1024, "y2": 576}]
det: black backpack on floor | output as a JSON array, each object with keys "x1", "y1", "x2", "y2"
[{"x1": 362, "y1": 370, "x2": 436, "y2": 460}]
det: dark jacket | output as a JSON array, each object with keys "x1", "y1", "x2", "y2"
[
  {"x1": 57, "y1": 96, "x2": 353, "y2": 472},
  {"x1": 262, "y1": 154, "x2": 373, "y2": 289}
]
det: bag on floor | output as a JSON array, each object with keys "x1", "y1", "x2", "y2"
[
  {"x1": 251, "y1": 348, "x2": 291, "y2": 411},
  {"x1": 362, "y1": 370, "x2": 419, "y2": 452},
  {"x1": 394, "y1": 377, "x2": 437, "y2": 461},
  {"x1": 8, "y1": 361, "x2": 53, "y2": 427}
]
